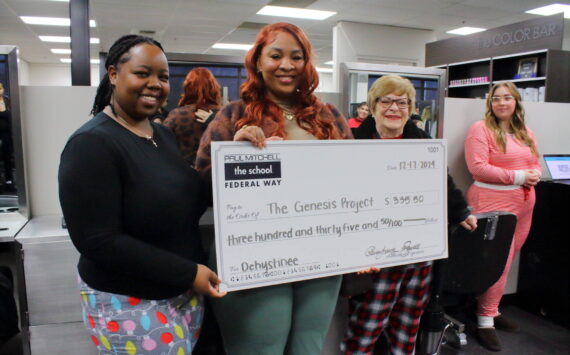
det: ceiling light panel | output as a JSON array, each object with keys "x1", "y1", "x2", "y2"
[
  {"x1": 446, "y1": 27, "x2": 486, "y2": 35},
  {"x1": 212, "y1": 43, "x2": 253, "y2": 50},
  {"x1": 40, "y1": 36, "x2": 100, "y2": 44},
  {"x1": 60, "y1": 58, "x2": 101, "y2": 64},
  {"x1": 21, "y1": 16, "x2": 96, "y2": 27},
  {"x1": 257, "y1": 6, "x2": 336, "y2": 20},
  {"x1": 526, "y1": 4, "x2": 570, "y2": 18},
  {"x1": 51, "y1": 48, "x2": 71, "y2": 54}
]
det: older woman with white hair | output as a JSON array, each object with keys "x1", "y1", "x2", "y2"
[{"x1": 342, "y1": 74, "x2": 477, "y2": 355}]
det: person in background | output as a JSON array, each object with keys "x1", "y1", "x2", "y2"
[
  {"x1": 348, "y1": 101, "x2": 369, "y2": 133},
  {"x1": 150, "y1": 99, "x2": 170, "y2": 124},
  {"x1": 410, "y1": 110, "x2": 424, "y2": 130},
  {"x1": 342, "y1": 75, "x2": 477, "y2": 355},
  {"x1": 0, "y1": 82, "x2": 15, "y2": 192},
  {"x1": 195, "y1": 22, "x2": 352, "y2": 355},
  {"x1": 164, "y1": 67, "x2": 222, "y2": 166},
  {"x1": 58, "y1": 35, "x2": 225, "y2": 355},
  {"x1": 465, "y1": 82, "x2": 540, "y2": 352}
]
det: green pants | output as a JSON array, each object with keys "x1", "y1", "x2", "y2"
[{"x1": 210, "y1": 251, "x2": 341, "y2": 354}]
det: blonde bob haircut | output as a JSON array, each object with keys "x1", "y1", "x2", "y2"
[{"x1": 367, "y1": 74, "x2": 416, "y2": 118}]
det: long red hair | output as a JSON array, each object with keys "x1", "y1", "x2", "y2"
[
  {"x1": 238, "y1": 22, "x2": 340, "y2": 139},
  {"x1": 178, "y1": 67, "x2": 222, "y2": 110}
]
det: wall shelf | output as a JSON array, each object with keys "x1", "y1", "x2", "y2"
[
  {"x1": 449, "y1": 82, "x2": 491, "y2": 88},
  {"x1": 434, "y1": 49, "x2": 570, "y2": 103},
  {"x1": 493, "y1": 77, "x2": 546, "y2": 84}
]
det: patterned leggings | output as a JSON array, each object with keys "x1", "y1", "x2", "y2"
[
  {"x1": 342, "y1": 262, "x2": 432, "y2": 355},
  {"x1": 79, "y1": 279, "x2": 204, "y2": 355}
]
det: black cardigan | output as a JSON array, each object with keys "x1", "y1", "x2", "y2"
[
  {"x1": 355, "y1": 117, "x2": 471, "y2": 224},
  {"x1": 59, "y1": 112, "x2": 207, "y2": 299}
]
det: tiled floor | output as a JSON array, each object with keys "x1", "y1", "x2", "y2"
[
  {"x1": 439, "y1": 306, "x2": 570, "y2": 355},
  {"x1": 1, "y1": 305, "x2": 568, "y2": 354}
]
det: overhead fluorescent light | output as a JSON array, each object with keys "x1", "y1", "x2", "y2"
[
  {"x1": 48, "y1": 0, "x2": 70, "y2": 2},
  {"x1": 60, "y1": 58, "x2": 101, "y2": 64},
  {"x1": 51, "y1": 48, "x2": 71, "y2": 54},
  {"x1": 526, "y1": 3, "x2": 570, "y2": 18},
  {"x1": 257, "y1": 6, "x2": 336, "y2": 20},
  {"x1": 40, "y1": 36, "x2": 71, "y2": 43},
  {"x1": 324, "y1": 60, "x2": 333, "y2": 65},
  {"x1": 316, "y1": 67, "x2": 333, "y2": 73},
  {"x1": 212, "y1": 43, "x2": 253, "y2": 50},
  {"x1": 446, "y1": 27, "x2": 486, "y2": 35},
  {"x1": 21, "y1": 16, "x2": 96, "y2": 27},
  {"x1": 40, "y1": 36, "x2": 100, "y2": 44}
]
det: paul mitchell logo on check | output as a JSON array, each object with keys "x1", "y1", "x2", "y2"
[{"x1": 224, "y1": 153, "x2": 282, "y2": 188}]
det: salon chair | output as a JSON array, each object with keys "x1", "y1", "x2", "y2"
[{"x1": 416, "y1": 212, "x2": 517, "y2": 355}]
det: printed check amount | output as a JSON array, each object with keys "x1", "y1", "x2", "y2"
[{"x1": 211, "y1": 140, "x2": 448, "y2": 292}]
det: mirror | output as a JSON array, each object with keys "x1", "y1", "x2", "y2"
[
  {"x1": 340, "y1": 63, "x2": 447, "y2": 138},
  {"x1": 0, "y1": 45, "x2": 28, "y2": 240}
]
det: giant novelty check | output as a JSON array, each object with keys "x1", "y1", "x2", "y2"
[{"x1": 211, "y1": 140, "x2": 448, "y2": 292}]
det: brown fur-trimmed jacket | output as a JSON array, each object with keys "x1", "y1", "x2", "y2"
[{"x1": 163, "y1": 104, "x2": 218, "y2": 166}]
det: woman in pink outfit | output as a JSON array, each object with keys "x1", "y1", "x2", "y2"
[{"x1": 464, "y1": 82, "x2": 540, "y2": 352}]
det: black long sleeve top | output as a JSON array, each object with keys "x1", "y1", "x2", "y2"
[
  {"x1": 59, "y1": 112, "x2": 207, "y2": 299},
  {"x1": 354, "y1": 116, "x2": 471, "y2": 224}
]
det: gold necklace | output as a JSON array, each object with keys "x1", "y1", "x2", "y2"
[
  {"x1": 109, "y1": 107, "x2": 158, "y2": 147},
  {"x1": 276, "y1": 103, "x2": 296, "y2": 121},
  {"x1": 283, "y1": 109, "x2": 295, "y2": 121}
]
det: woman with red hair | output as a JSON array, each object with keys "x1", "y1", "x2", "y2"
[
  {"x1": 196, "y1": 22, "x2": 352, "y2": 354},
  {"x1": 164, "y1": 67, "x2": 222, "y2": 165}
]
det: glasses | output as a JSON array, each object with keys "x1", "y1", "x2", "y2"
[
  {"x1": 377, "y1": 97, "x2": 410, "y2": 109},
  {"x1": 491, "y1": 95, "x2": 515, "y2": 104}
]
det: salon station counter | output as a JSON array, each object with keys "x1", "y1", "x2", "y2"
[{"x1": 14, "y1": 215, "x2": 96, "y2": 355}]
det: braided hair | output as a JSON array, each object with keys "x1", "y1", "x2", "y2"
[{"x1": 91, "y1": 35, "x2": 165, "y2": 115}]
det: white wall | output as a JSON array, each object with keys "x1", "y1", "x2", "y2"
[
  {"x1": 317, "y1": 72, "x2": 334, "y2": 92},
  {"x1": 18, "y1": 58, "x2": 30, "y2": 85},
  {"x1": 443, "y1": 98, "x2": 570, "y2": 194},
  {"x1": 332, "y1": 21, "x2": 436, "y2": 91},
  {"x1": 26, "y1": 63, "x2": 100, "y2": 86},
  {"x1": 21, "y1": 86, "x2": 96, "y2": 216},
  {"x1": 563, "y1": 18, "x2": 570, "y2": 51}
]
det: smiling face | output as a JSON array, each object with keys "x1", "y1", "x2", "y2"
[
  {"x1": 257, "y1": 31, "x2": 305, "y2": 104},
  {"x1": 490, "y1": 85, "x2": 516, "y2": 123},
  {"x1": 373, "y1": 94, "x2": 410, "y2": 137},
  {"x1": 108, "y1": 43, "x2": 170, "y2": 122},
  {"x1": 357, "y1": 104, "x2": 369, "y2": 119}
]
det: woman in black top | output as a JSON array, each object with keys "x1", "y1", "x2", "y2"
[{"x1": 59, "y1": 35, "x2": 225, "y2": 354}]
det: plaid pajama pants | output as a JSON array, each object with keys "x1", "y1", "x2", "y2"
[{"x1": 342, "y1": 262, "x2": 433, "y2": 355}]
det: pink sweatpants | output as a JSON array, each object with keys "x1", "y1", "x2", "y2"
[{"x1": 466, "y1": 185, "x2": 536, "y2": 317}]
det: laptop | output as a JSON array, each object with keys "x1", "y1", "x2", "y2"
[{"x1": 543, "y1": 155, "x2": 570, "y2": 184}]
